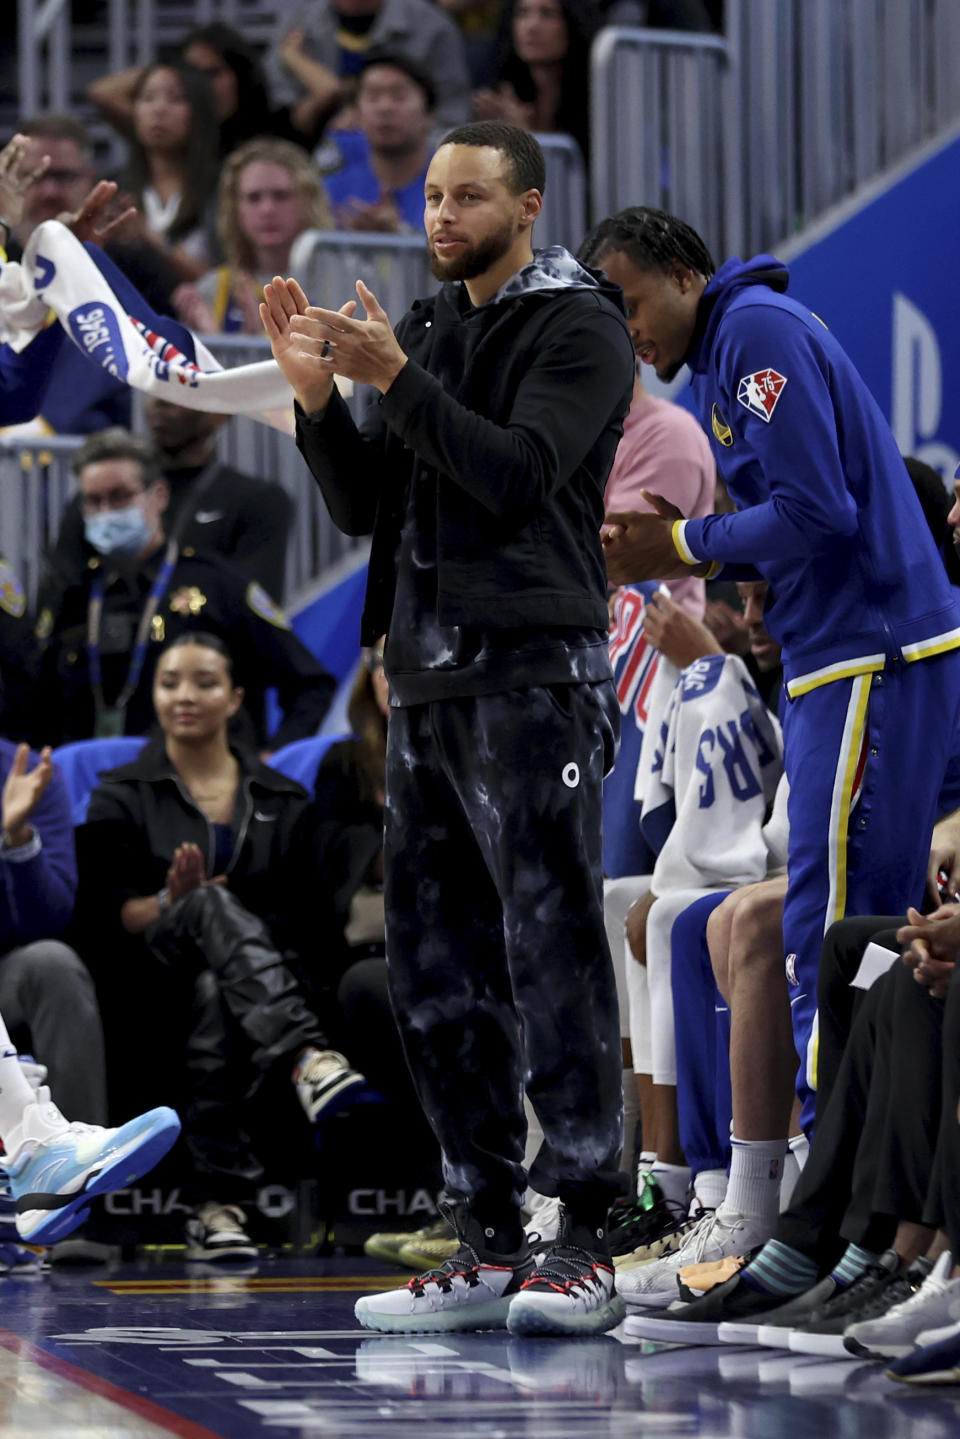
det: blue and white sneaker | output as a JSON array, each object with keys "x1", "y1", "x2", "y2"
[
  {"x1": 0, "y1": 1185, "x2": 46, "y2": 1272},
  {"x1": 1, "y1": 1094, "x2": 181, "y2": 1244}
]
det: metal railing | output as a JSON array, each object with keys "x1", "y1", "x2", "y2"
[
  {"x1": 591, "y1": 0, "x2": 960, "y2": 259},
  {"x1": 17, "y1": 0, "x2": 72, "y2": 118},
  {"x1": 536, "y1": 134, "x2": 588, "y2": 253},
  {"x1": 590, "y1": 26, "x2": 732, "y2": 254}
]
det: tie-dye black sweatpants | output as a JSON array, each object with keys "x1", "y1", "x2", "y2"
[{"x1": 383, "y1": 680, "x2": 626, "y2": 1227}]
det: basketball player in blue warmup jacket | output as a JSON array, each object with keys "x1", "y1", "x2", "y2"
[{"x1": 592, "y1": 207, "x2": 960, "y2": 1136}]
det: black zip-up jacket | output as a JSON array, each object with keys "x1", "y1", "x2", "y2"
[
  {"x1": 78, "y1": 739, "x2": 314, "y2": 958},
  {"x1": 296, "y1": 263, "x2": 636, "y2": 645}
]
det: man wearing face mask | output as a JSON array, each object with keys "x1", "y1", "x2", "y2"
[{"x1": 33, "y1": 429, "x2": 336, "y2": 750}]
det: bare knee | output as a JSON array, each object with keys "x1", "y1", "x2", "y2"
[{"x1": 727, "y1": 882, "x2": 787, "y2": 983}]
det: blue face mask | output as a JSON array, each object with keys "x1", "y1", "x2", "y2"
[{"x1": 84, "y1": 504, "x2": 152, "y2": 557}]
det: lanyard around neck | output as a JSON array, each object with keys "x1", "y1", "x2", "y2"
[{"x1": 87, "y1": 538, "x2": 180, "y2": 718}]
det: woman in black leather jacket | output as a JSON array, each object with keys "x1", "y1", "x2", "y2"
[{"x1": 77, "y1": 632, "x2": 371, "y2": 1262}]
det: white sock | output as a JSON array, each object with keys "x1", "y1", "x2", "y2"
[
  {"x1": 692, "y1": 1167, "x2": 727, "y2": 1212},
  {"x1": 649, "y1": 1160, "x2": 691, "y2": 1208},
  {"x1": 722, "y1": 1136, "x2": 787, "y2": 1223},
  {"x1": 0, "y1": 1014, "x2": 41, "y2": 1146}
]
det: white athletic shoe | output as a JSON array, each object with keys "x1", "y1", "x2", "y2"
[
  {"x1": 845, "y1": 1252, "x2": 960, "y2": 1359},
  {"x1": 355, "y1": 1207, "x2": 533, "y2": 1334},
  {"x1": 1, "y1": 1093, "x2": 180, "y2": 1245},
  {"x1": 507, "y1": 1210, "x2": 625, "y2": 1337},
  {"x1": 524, "y1": 1191, "x2": 562, "y2": 1249},
  {"x1": 617, "y1": 1206, "x2": 772, "y2": 1310},
  {"x1": 185, "y1": 1203, "x2": 259, "y2": 1262}
]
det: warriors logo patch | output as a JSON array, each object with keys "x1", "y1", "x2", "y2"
[
  {"x1": 737, "y1": 368, "x2": 787, "y2": 423},
  {"x1": 711, "y1": 403, "x2": 733, "y2": 446}
]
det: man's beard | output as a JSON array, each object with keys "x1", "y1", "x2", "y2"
[{"x1": 428, "y1": 217, "x2": 516, "y2": 284}]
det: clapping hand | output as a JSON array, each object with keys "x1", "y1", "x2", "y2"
[
  {"x1": 165, "y1": 842, "x2": 226, "y2": 902},
  {"x1": 2, "y1": 743, "x2": 53, "y2": 848}
]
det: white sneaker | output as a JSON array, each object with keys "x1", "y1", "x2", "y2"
[
  {"x1": 507, "y1": 1209, "x2": 625, "y2": 1337},
  {"x1": 617, "y1": 1207, "x2": 772, "y2": 1310},
  {"x1": 355, "y1": 1208, "x2": 533, "y2": 1335},
  {"x1": 185, "y1": 1203, "x2": 259, "y2": 1262},
  {"x1": 294, "y1": 1048, "x2": 374, "y2": 1122},
  {"x1": 844, "y1": 1251, "x2": 960, "y2": 1360},
  {"x1": 1, "y1": 1094, "x2": 180, "y2": 1245},
  {"x1": 524, "y1": 1191, "x2": 562, "y2": 1248}
]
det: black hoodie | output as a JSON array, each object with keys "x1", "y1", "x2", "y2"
[{"x1": 297, "y1": 245, "x2": 635, "y2": 700}]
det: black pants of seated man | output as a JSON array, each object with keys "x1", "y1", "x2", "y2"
[
  {"x1": 775, "y1": 951, "x2": 943, "y2": 1268},
  {"x1": 383, "y1": 681, "x2": 625, "y2": 1241},
  {"x1": 149, "y1": 885, "x2": 327, "y2": 1202},
  {"x1": 815, "y1": 914, "x2": 904, "y2": 1112},
  {"x1": 922, "y1": 960, "x2": 960, "y2": 1255}
]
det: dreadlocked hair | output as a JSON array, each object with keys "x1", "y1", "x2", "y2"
[{"x1": 579, "y1": 206, "x2": 715, "y2": 278}]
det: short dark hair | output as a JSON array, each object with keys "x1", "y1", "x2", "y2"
[
  {"x1": 20, "y1": 114, "x2": 93, "y2": 165},
  {"x1": 359, "y1": 51, "x2": 436, "y2": 112},
  {"x1": 72, "y1": 427, "x2": 163, "y2": 488},
  {"x1": 438, "y1": 121, "x2": 546, "y2": 196},
  {"x1": 579, "y1": 206, "x2": 716, "y2": 279}
]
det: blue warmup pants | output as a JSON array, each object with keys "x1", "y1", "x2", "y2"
[
  {"x1": 782, "y1": 648, "x2": 960, "y2": 1135},
  {"x1": 670, "y1": 892, "x2": 732, "y2": 1178}
]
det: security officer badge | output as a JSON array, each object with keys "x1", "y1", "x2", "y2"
[
  {"x1": 246, "y1": 582, "x2": 291, "y2": 630},
  {"x1": 0, "y1": 561, "x2": 27, "y2": 619},
  {"x1": 712, "y1": 403, "x2": 734, "y2": 447},
  {"x1": 169, "y1": 586, "x2": 208, "y2": 617}
]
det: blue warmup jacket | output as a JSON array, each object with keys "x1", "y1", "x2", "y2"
[
  {"x1": 0, "y1": 242, "x2": 196, "y2": 429},
  {"x1": 673, "y1": 257, "x2": 960, "y2": 697}
]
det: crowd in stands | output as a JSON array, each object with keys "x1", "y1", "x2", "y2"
[{"x1": 6, "y1": 0, "x2": 960, "y2": 1392}]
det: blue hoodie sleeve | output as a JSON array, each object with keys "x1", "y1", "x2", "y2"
[
  {"x1": 0, "y1": 760, "x2": 77, "y2": 945},
  {"x1": 0, "y1": 324, "x2": 64, "y2": 425},
  {"x1": 679, "y1": 306, "x2": 859, "y2": 565}
]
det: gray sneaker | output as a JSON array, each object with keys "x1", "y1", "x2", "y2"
[{"x1": 845, "y1": 1251, "x2": 960, "y2": 1359}]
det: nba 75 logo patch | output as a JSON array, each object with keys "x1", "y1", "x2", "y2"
[{"x1": 737, "y1": 368, "x2": 787, "y2": 422}]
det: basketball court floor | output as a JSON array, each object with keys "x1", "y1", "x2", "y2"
[{"x1": 0, "y1": 1253, "x2": 958, "y2": 1437}]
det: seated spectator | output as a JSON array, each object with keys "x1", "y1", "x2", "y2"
[
  {"x1": 0, "y1": 118, "x2": 140, "y2": 436},
  {"x1": 324, "y1": 54, "x2": 435, "y2": 234},
  {"x1": 436, "y1": 0, "x2": 504, "y2": 86},
  {"x1": 3, "y1": 116, "x2": 95, "y2": 261},
  {"x1": 624, "y1": 892, "x2": 960, "y2": 1355},
  {"x1": 175, "y1": 138, "x2": 334, "y2": 335},
  {"x1": 607, "y1": 584, "x2": 784, "y2": 1265},
  {"x1": 116, "y1": 62, "x2": 220, "y2": 283},
  {"x1": 76, "y1": 632, "x2": 372, "y2": 1261},
  {"x1": 89, "y1": 24, "x2": 300, "y2": 162},
  {"x1": 0, "y1": 741, "x2": 108, "y2": 1128},
  {"x1": 263, "y1": 0, "x2": 472, "y2": 140},
  {"x1": 474, "y1": 0, "x2": 599, "y2": 160},
  {"x1": 46, "y1": 398, "x2": 293, "y2": 603},
  {"x1": 33, "y1": 429, "x2": 335, "y2": 750}
]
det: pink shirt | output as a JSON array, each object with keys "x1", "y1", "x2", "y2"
[{"x1": 605, "y1": 387, "x2": 716, "y2": 618}]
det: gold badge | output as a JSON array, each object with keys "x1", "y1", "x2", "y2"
[
  {"x1": 169, "y1": 586, "x2": 207, "y2": 616},
  {"x1": 712, "y1": 403, "x2": 734, "y2": 447},
  {"x1": 246, "y1": 582, "x2": 290, "y2": 630},
  {"x1": 35, "y1": 606, "x2": 53, "y2": 641},
  {"x1": 0, "y1": 562, "x2": 26, "y2": 619}
]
